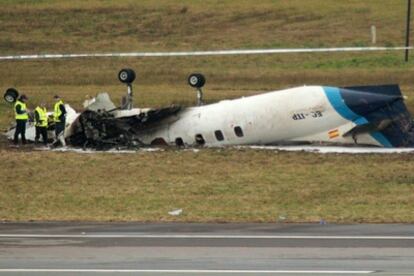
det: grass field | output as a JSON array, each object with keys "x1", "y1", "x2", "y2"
[
  {"x1": 0, "y1": 0, "x2": 414, "y2": 222},
  {"x1": 1, "y1": 148, "x2": 414, "y2": 222}
]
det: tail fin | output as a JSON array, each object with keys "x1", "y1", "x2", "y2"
[{"x1": 340, "y1": 84, "x2": 414, "y2": 147}]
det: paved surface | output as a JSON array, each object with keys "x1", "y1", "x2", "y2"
[{"x1": 0, "y1": 223, "x2": 414, "y2": 275}]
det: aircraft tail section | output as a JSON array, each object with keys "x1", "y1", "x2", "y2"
[
  {"x1": 324, "y1": 85, "x2": 414, "y2": 147},
  {"x1": 339, "y1": 85, "x2": 414, "y2": 147}
]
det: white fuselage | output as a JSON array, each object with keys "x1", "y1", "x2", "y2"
[
  {"x1": 5, "y1": 86, "x2": 388, "y2": 147},
  {"x1": 138, "y1": 86, "x2": 381, "y2": 147}
]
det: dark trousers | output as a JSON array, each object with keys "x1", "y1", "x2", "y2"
[
  {"x1": 53, "y1": 120, "x2": 66, "y2": 147},
  {"x1": 55, "y1": 120, "x2": 66, "y2": 137},
  {"x1": 13, "y1": 120, "x2": 27, "y2": 145},
  {"x1": 35, "y1": 126, "x2": 48, "y2": 145}
]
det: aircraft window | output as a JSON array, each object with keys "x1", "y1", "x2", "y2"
[
  {"x1": 150, "y1": 137, "x2": 168, "y2": 146},
  {"x1": 234, "y1": 126, "x2": 244, "y2": 137},
  {"x1": 214, "y1": 130, "x2": 224, "y2": 141},
  {"x1": 195, "y1": 134, "x2": 205, "y2": 145},
  {"x1": 175, "y1": 137, "x2": 184, "y2": 147}
]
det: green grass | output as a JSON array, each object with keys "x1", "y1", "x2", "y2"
[
  {"x1": 0, "y1": 0, "x2": 409, "y2": 53},
  {"x1": 1, "y1": 0, "x2": 414, "y2": 222},
  {"x1": 1, "y1": 149, "x2": 414, "y2": 222}
]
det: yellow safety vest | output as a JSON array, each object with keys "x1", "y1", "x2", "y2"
[
  {"x1": 14, "y1": 100, "x2": 29, "y2": 120},
  {"x1": 35, "y1": 106, "x2": 48, "y2": 127},
  {"x1": 54, "y1": 100, "x2": 64, "y2": 122}
]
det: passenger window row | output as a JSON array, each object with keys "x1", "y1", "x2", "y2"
[
  {"x1": 185, "y1": 126, "x2": 244, "y2": 146},
  {"x1": 175, "y1": 126, "x2": 245, "y2": 146}
]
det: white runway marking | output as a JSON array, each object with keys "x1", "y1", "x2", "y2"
[
  {"x1": 0, "y1": 269, "x2": 375, "y2": 274},
  {"x1": 0, "y1": 46, "x2": 411, "y2": 60},
  {"x1": 0, "y1": 234, "x2": 413, "y2": 240}
]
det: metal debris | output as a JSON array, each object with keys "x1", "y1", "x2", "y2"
[{"x1": 168, "y1": 209, "x2": 183, "y2": 216}]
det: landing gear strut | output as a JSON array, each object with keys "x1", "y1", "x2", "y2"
[{"x1": 118, "y1": 68, "x2": 136, "y2": 109}]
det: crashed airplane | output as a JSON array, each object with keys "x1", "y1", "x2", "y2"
[{"x1": 4, "y1": 68, "x2": 414, "y2": 149}]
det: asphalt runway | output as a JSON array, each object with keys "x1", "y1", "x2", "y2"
[{"x1": 0, "y1": 223, "x2": 414, "y2": 275}]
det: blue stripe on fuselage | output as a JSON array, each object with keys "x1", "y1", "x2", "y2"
[{"x1": 323, "y1": 86, "x2": 393, "y2": 147}]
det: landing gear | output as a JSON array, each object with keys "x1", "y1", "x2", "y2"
[
  {"x1": 3, "y1": 88, "x2": 19, "y2": 104},
  {"x1": 118, "y1": 68, "x2": 136, "y2": 84},
  {"x1": 187, "y1": 73, "x2": 206, "y2": 106},
  {"x1": 118, "y1": 68, "x2": 136, "y2": 109},
  {"x1": 188, "y1": 73, "x2": 205, "y2": 88}
]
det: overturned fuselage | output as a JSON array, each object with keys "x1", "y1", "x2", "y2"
[{"x1": 69, "y1": 84, "x2": 414, "y2": 149}]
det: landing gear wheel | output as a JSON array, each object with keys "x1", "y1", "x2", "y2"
[
  {"x1": 188, "y1": 73, "x2": 206, "y2": 88},
  {"x1": 3, "y1": 88, "x2": 19, "y2": 104},
  {"x1": 118, "y1": 68, "x2": 136, "y2": 84}
]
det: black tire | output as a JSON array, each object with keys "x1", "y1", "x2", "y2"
[
  {"x1": 118, "y1": 68, "x2": 136, "y2": 84},
  {"x1": 188, "y1": 73, "x2": 206, "y2": 88},
  {"x1": 4, "y1": 88, "x2": 19, "y2": 104}
]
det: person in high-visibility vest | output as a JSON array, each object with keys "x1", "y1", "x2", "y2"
[
  {"x1": 53, "y1": 95, "x2": 67, "y2": 147},
  {"x1": 34, "y1": 102, "x2": 48, "y2": 146},
  {"x1": 13, "y1": 94, "x2": 29, "y2": 145}
]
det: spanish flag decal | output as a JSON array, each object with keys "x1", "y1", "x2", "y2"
[{"x1": 328, "y1": 129, "x2": 340, "y2": 139}]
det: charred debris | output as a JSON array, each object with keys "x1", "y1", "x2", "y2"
[
  {"x1": 69, "y1": 105, "x2": 181, "y2": 150},
  {"x1": 69, "y1": 69, "x2": 188, "y2": 150}
]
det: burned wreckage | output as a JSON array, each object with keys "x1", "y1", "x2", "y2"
[
  {"x1": 70, "y1": 99, "x2": 181, "y2": 149},
  {"x1": 67, "y1": 69, "x2": 185, "y2": 149},
  {"x1": 4, "y1": 68, "x2": 414, "y2": 149}
]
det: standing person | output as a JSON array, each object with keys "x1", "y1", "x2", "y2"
[
  {"x1": 34, "y1": 102, "x2": 48, "y2": 146},
  {"x1": 53, "y1": 95, "x2": 67, "y2": 147},
  {"x1": 13, "y1": 94, "x2": 29, "y2": 146}
]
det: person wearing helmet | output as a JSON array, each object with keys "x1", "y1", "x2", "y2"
[{"x1": 13, "y1": 94, "x2": 29, "y2": 145}]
